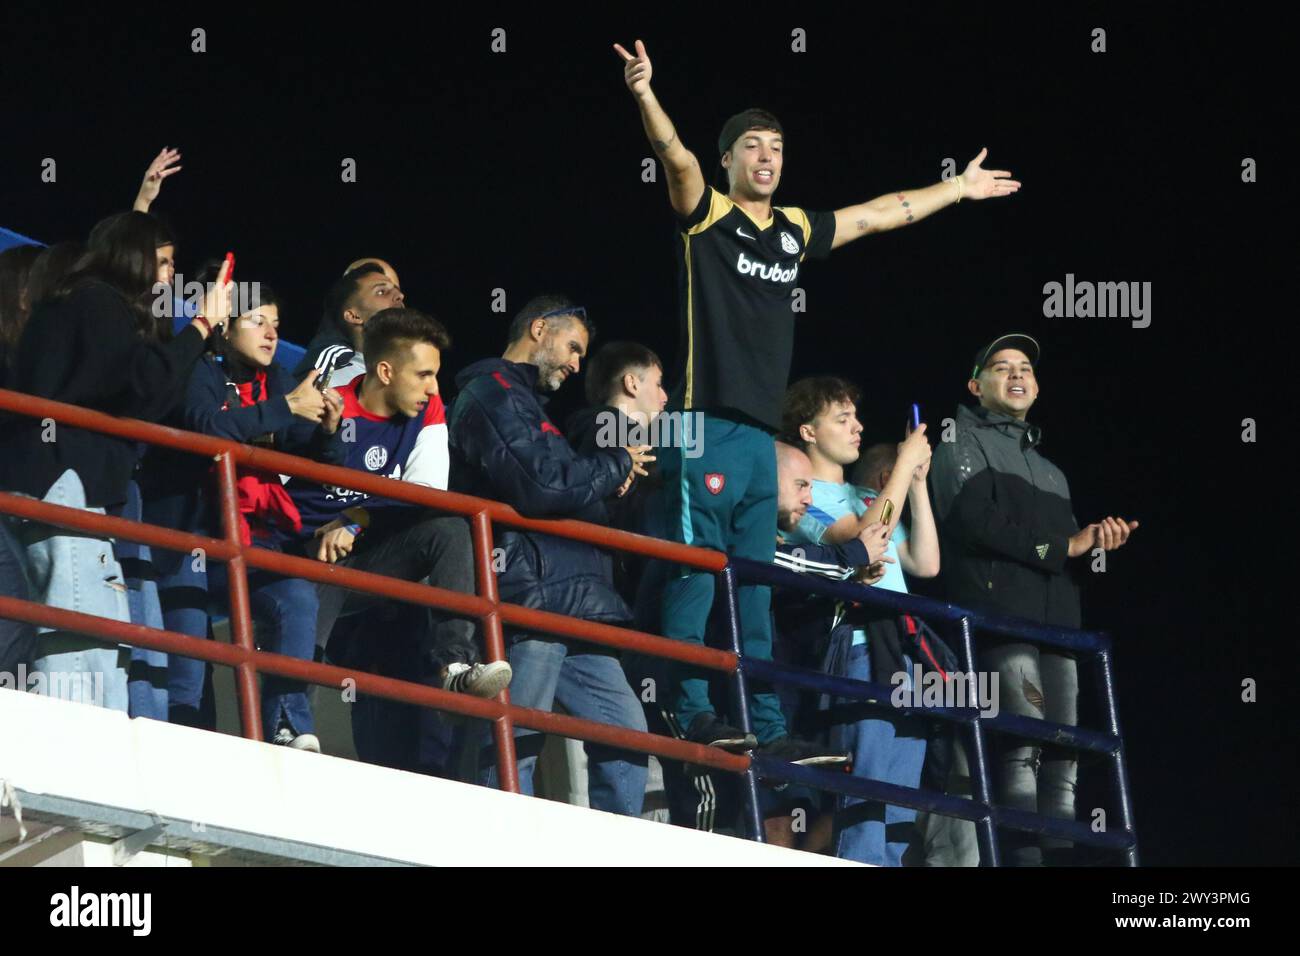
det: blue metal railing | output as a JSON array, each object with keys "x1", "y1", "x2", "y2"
[{"x1": 722, "y1": 556, "x2": 1138, "y2": 866}]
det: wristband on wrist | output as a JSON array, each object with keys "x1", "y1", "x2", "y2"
[{"x1": 344, "y1": 523, "x2": 363, "y2": 537}]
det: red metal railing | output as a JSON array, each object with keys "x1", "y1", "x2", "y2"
[{"x1": 0, "y1": 388, "x2": 749, "y2": 789}]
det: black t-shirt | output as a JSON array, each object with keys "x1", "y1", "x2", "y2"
[{"x1": 669, "y1": 186, "x2": 835, "y2": 432}]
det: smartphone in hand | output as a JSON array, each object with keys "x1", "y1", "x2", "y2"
[
  {"x1": 316, "y1": 351, "x2": 343, "y2": 392},
  {"x1": 910, "y1": 403, "x2": 922, "y2": 431}
]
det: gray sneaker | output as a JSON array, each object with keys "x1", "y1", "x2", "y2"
[
  {"x1": 271, "y1": 727, "x2": 321, "y2": 753},
  {"x1": 443, "y1": 661, "x2": 513, "y2": 698}
]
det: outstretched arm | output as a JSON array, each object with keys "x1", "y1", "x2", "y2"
[
  {"x1": 613, "y1": 39, "x2": 705, "y2": 218},
  {"x1": 133, "y1": 147, "x2": 183, "y2": 213},
  {"x1": 830, "y1": 148, "x2": 1020, "y2": 250}
]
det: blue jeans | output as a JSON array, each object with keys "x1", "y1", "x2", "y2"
[
  {"x1": 111, "y1": 481, "x2": 169, "y2": 721},
  {"x1": 157, "y1": 544, "x2": 214, "y2": 728},
  {"x1": 832, "y1": 643, "x2": 927, "y2": 866},
  {"x1": 480, "y1": 637, "x2": 648, "y2": 816},
  {"x1": 250, "y1": 573, "x2": 319, "y2": 737},
  {"x1": 0, "y1": 518, "x2": 36, "y2": 673},
  {"x1": 210, "y1": 542, "x2": 319, "y2": 738},
  {"x1": 12, "y1": 470, "x2": 130, "y2": 711}
]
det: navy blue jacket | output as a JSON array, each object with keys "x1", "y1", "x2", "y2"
[
  {"x1": 140, "y1": 356, "x2": 344, "y2": 561},
  {"x1": 448, "y1": 358, "x2": 632, "y2": 624}
]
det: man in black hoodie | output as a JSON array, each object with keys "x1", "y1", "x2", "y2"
[
  {"x1": 293, "y1": 262, "x2": 404, "y2": 384},
  {"x1": 447, "y1": 295, "x2": 655, "y2": 815},
  {"x1": 929, "y1": 333, "x2": 1139, "y2": 865}
]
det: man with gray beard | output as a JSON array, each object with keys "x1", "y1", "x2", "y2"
[{"x1": 448, "y1": 295, "x2": 655, "y2": 814}]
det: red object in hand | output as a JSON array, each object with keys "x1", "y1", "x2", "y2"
[{"x1": 222, "y1": 251, "x2": 235, "y2": 285}]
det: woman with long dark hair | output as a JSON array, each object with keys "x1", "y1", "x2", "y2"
[
  {"x1": 0, "y1": 243, "x2": 42, "y2": 390},
  {"x1": 0, "y1": 211, "x2": 230, "y2": 710}
]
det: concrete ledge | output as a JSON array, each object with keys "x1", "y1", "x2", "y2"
[{"x1": 0, "y1": 689, "x2": 854, "y2": 867}]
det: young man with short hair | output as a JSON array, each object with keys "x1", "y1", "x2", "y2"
[
  {"x1": 780, "y1": 377, "x2": 942, "y2": 864},
  {"x1": 448, "y1": 295, "x2": 654, "y2": 815},
  {"x1": 929, "y1": 333, "x2": 1138, "y2": 865},
  {"x1": 613, "y1": 39, "x2": 1019, "y2": 758},
  {"x1": 566, "y1": 340, "x2": 668, "y2": 536},
  {"x1": 294, "y1": 263, "x2": 406, "y2": 385},
  {"x1": 288, "y1": 307, "x2": 510, "y2": 772}
]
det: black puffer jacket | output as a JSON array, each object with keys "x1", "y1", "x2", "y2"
[
  {"x1": 448, "y1": 358, "x2": 632, "y2": 625},
  {"x1": 929, "y1": 404, "x2": 1082, "y2": 628}
]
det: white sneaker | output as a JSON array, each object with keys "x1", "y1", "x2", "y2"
[
  {"x1": 442, "y1": 661, "x2": 512, "y2": 698},
  {"x1": 271, "y1": 727, "x2": 321, "y2": 753}
]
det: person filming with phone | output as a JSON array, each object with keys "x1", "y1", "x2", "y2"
[{"x1": 139, "y1": 275, "x2": 346, "y2": 743}]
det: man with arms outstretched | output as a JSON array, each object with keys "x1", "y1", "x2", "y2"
[{"x1": 613, "y1": 38, "x2": 1020, "y2": 761}]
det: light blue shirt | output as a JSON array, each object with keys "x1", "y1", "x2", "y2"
[{"x1": 785, "y1": 479, "x2": 910, "y2": 645}]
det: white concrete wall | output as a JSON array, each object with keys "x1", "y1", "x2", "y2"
[{"x1": 0, "y1": 689, "x2": 853, "y2": 867}]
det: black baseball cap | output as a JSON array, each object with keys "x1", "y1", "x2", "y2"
[
  {"x1": 718, "y1": 108, "x2": 784, "y2": 156},
  {"x1": 971, "y1": 334, "x2": 1040, "y2": 379}
]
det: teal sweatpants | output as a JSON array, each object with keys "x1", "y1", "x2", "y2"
[{"x1": 657, "y1": 414, "x2": 786, "y2": 743}]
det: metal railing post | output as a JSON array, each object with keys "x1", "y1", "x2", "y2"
[
  {"x1": 718, "y1": 566, "x2": 764, "y2": 843},
  {"x1": 958, "y1": 614, "x2": 999, "y2": 867},
  {"x1": 1097, "y1": 644, "x2": 1139, "y2": 865},
  {"x1": 471, "y1": 510, "x2": 520, "y2": 793},
  {"x1": 215, "y1": 452, "x2": 262, "y2": 741}
]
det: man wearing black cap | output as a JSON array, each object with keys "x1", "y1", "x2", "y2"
[
  {"x1": 611, "y1": 38, "x2": 1021, "y2": 763},
  {"x1": 928, "y1": 334, "x2": 1138, "y2": 865}
]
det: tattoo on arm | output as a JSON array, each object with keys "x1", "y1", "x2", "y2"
[
  {"x1": 856, "y1": 218, "x2": 869, "y2": 233},
  {"x1": 652, "y1": 131, "x2": 677, "y2": 154},
  {"x1": 897, "y1": 193, "x2": 914, "y2": 223}
]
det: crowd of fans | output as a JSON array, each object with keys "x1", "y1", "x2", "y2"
[{"x1": 1, "y1": 47, "x2": 1140, "y2": 867}]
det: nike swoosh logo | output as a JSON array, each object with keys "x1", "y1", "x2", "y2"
[{"x1": 735, "y1": 227, "x2": 756, "y2": 240}]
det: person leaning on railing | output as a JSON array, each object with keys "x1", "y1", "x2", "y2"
[
  {"x1": 447, "y1": 295, "x2": 653, "y2": 815},
  {"x1": 139, "y1": 279, "x2": 346, "y2": 748},
  {"x1": 286, "y1": 307, "x2": 511, "y2": 776},
  {"x1": 0, "y1": 211, "x2": 230, "y2": 712}
]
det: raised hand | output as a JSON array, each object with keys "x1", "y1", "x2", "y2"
[
  {"x1": 134, "y1": 147, "x2": 183, "y2": 212},
  {"x1": 906, "y1": 417, "x2": 931, "y2": 482},
  {"x1": 896, "y1": 422, "x2": 931, "y2": 473},
  {"x1": 613, "y1": 39, "x2": 653, "y2": 97},
  {"x1": 191, "y1": 254, "x2": 234, "y2": 338},
  {"x1": 960, "y1": 148, "x2": 1021, "y2": 200}
]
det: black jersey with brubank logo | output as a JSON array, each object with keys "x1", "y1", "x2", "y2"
[{"x1": 670, "y1": 185, "x2": 835, "y2": 432}]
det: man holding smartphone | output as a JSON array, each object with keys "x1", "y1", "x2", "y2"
[
  {"x1": 929, "y1": 333, "x2": 1138, "y2": 865},
  {"x1": 613, "y1": 39, "x2": 1018, "y2": 759},
  {"x1": 779, "y1": 377, "x2": 939, "y2": 864}
]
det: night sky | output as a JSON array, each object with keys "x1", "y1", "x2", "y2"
[{"x1": 2, "y1": 5, "x2": 1289, "y2": 865}]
